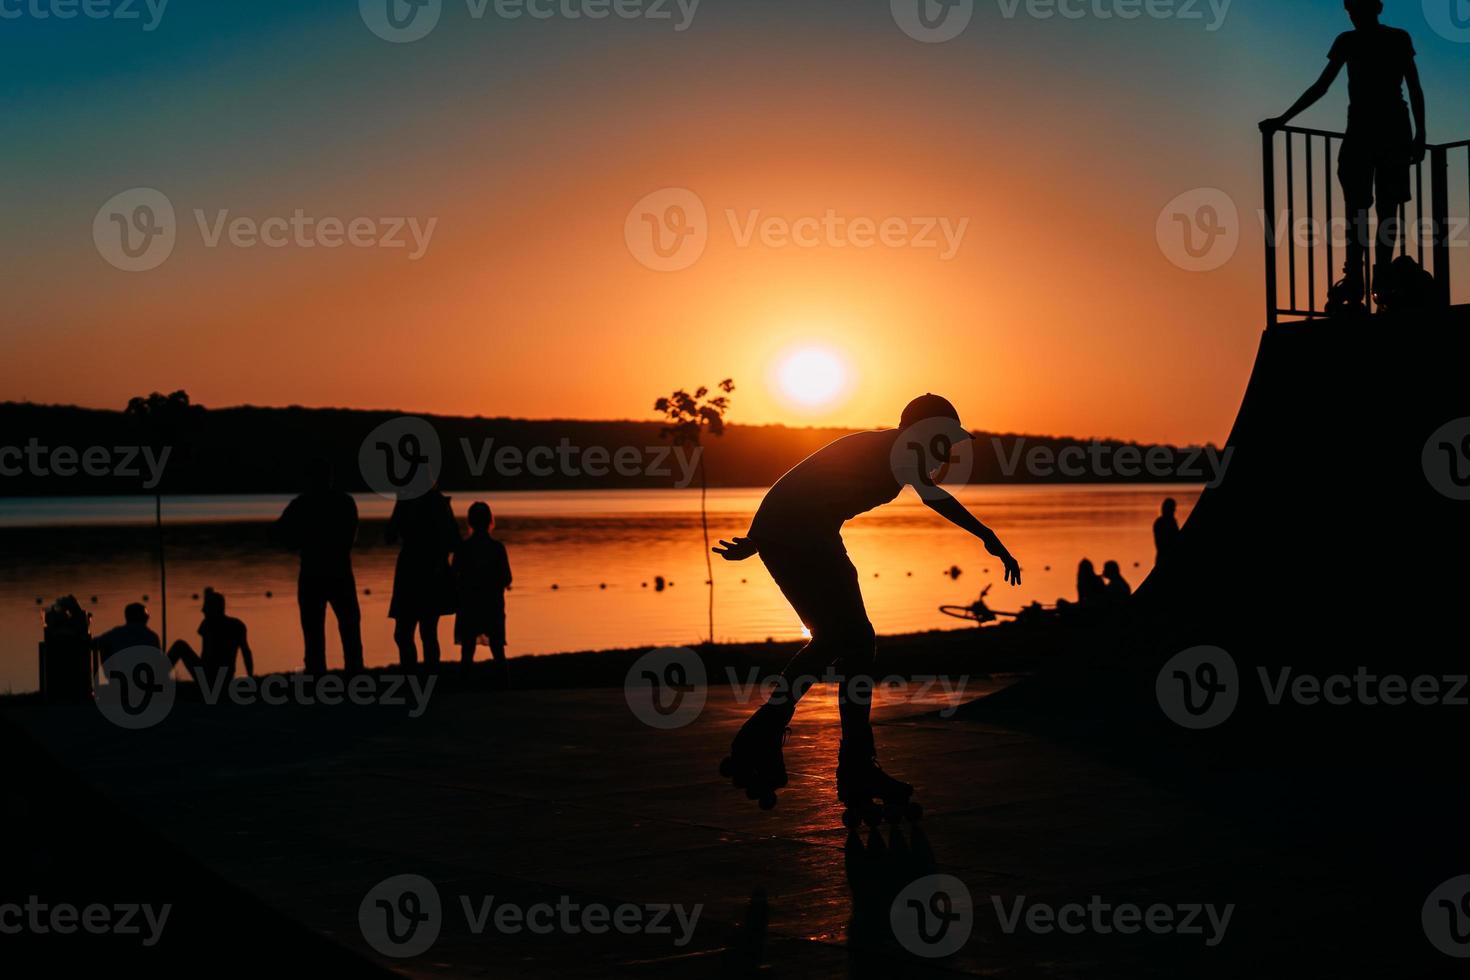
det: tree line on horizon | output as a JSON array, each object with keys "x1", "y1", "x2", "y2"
[{"x1": 0, "y1": 396, "x2": 1222, "y2": 495}]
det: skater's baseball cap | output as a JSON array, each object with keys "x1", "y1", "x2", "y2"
[{"x1": 900, "y1": 394, "x2": 972, "y2": 441}]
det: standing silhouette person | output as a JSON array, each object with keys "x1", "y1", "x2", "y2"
[
  {"x1": 1153, "y1": 497, "x2": 1181, "y2": 567},
  {"x1": 454, "y1": 501, "x2": 513, "y2": 684},
  {"x1": 713, "y1": 394, "x2": 1021, "y2": 811},
  {"x1": 1261, "y1": 0, "x2": 1426, "y2": 310},
  {"x1": 167, "y1": 588, "x2": 254, "y2": 686},
  {"x1": 276, "y1": 459, "x2": 364, "y2": 674},
  {"x1": 387, "y1": 485, "x2": 460, "y2": 668}
]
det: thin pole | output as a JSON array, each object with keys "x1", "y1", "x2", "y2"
[
  {"x1": 1263, "y1": 129, "x2": 1279, "y2": 328},
  {"x1": 156, "y1": 493, "x2": 167, "y2": 651}
]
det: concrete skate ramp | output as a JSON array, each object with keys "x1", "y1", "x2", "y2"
[{"x1": 967, "y1": 306, "x2": 1470, "y2": 764}]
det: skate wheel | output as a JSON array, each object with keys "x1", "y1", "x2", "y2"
[
  {"x1": 745, "y1": 786, "x2": 760, "y2": 801},
  {"x1": 758, "y1": 792, "x2": 777, "y2": 811},
  {"x1": 718, "y1": 757, "x2": 733, "y2": 778}
]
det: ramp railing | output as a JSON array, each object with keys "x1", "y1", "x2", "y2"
[{"x1": 1262, "y1": 125, "x2": 1469, "y2": 326}]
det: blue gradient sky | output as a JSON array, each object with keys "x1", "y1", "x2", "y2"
[{"x1": 3, "y1": 1, "x2": 1468, "y2": 442}]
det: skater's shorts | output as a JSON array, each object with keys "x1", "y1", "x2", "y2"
[
  {"x1": 756, "y1": 536, "x2": 874, "y2": 648},
  {"x1": 1338, "y1": 104, "x2": 1413, "y2": 210}
]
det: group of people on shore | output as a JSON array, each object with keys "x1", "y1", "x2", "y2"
[
  {"x1": 94, "y1": 460, "x2": 515, "y2": 687},
  {"x1": 273, "y1": 460, "x2": 514, "y2": 680}
]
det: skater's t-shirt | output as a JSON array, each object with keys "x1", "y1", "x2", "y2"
[
  {"x1": 1328, "y1": 26, "x2": 1415, "y2": 118},
  {"x1": 749, "y1": 430, "x2": 903, "y2": 544}
]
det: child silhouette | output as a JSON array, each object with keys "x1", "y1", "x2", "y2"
[{"x1": 454, "y1": 501, "x2": 512, "y2": 684}]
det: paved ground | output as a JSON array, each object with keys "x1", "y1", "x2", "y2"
[{"x1": 4, "y1": 678, "x2": 1456, "y2": 978}]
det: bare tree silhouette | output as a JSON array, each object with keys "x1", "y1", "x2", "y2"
[{"x1": 655, "y1": 379, "x2": 734, "y2": 647}]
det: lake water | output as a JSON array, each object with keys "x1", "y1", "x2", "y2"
[{"x1": 0, "y1": 485, "x2": 1198, "y2": 693}]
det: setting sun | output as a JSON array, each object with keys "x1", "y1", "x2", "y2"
[{"x1": 776, "y1": 347, "x2": 849, "y2": 409}]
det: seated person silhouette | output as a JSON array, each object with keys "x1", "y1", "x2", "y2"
[
  {"x1": 167, "y1": 588, "x2": 254, "y2": 686},
  {"x1": 1076, "y1": 558, "x2": 1106, "y2": 605},
  {"x1": 454, "y1": 501, "x2": 513, "y2": 684},
  {"x1": 712, "y1": 394, "x2": 1021, "y2": 811},
  {"x1": 1153, "y1": 498, "x2": 1181, "y2": 567},
  {"x1": 94, "y1": 602, "x2": 163, "y2": 664},
  {"x1": 1261, "y1": 0, "x2": 1425, "y2": 310},
  {"x1": 1101, "y1": 560, "x2": 1132, "y2": 604}
]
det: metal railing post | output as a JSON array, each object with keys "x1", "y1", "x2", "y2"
[
  {"x1": 1430, "y1": 144, "x2": 1451, "y2": 307},
  {"x1": 1263, "y1": 129, "x2": 1278, "y2": 328}
]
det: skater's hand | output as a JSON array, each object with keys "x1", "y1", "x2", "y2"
[
  {"x1": 985, "y1": 539, "x2": 1022, "y2": 586},
  {"x1": 1411, "y1": 134, "x2": 1427, "y2": 165},
  {"x1": 713, "y1": 537, "x2": 758, "y2": 561},
  {"x1": 1258, "y1": 117, "x2": 1284, "y2": 134}
]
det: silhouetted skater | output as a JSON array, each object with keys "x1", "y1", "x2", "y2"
[
  {"x1": 713, "y1": 394, "x2": 1020, "y2": 813},
  {"x1": 276, "y1": 459, "x2": 364, "y2": 674},
  {"x1": 1153, "y1": 497, "x2": 1181, "y2": 566},
  {"x1": 387, "y1": 486, "x2": 460, "y2": 668},
  {"x1": 1076, "y1": 558, "x2": 1106, "y2": 606},
  {"x1": 94, "y1": 602, "x2": 162, "y2": 664},
  {"x1": 1261, "y1": 0, "x2": 1425, "y2": 311},
  {"x1": 1101, "y1": 560, "x2": 1132, "y2": 604},
  {"x1": 454, "y1": 501, "x2": 512, "y2": 683},
  {"x1": 166, "y1": 588, "x2": 254, "y2": 686}
]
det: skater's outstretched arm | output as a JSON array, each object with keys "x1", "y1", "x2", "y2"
[
  {"x1": 1260, "y1": 60, "x2": 1342, "y2": 132},
  {"x1": 921, "y1": 489, "x2": 1022, "y2": 585}
]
